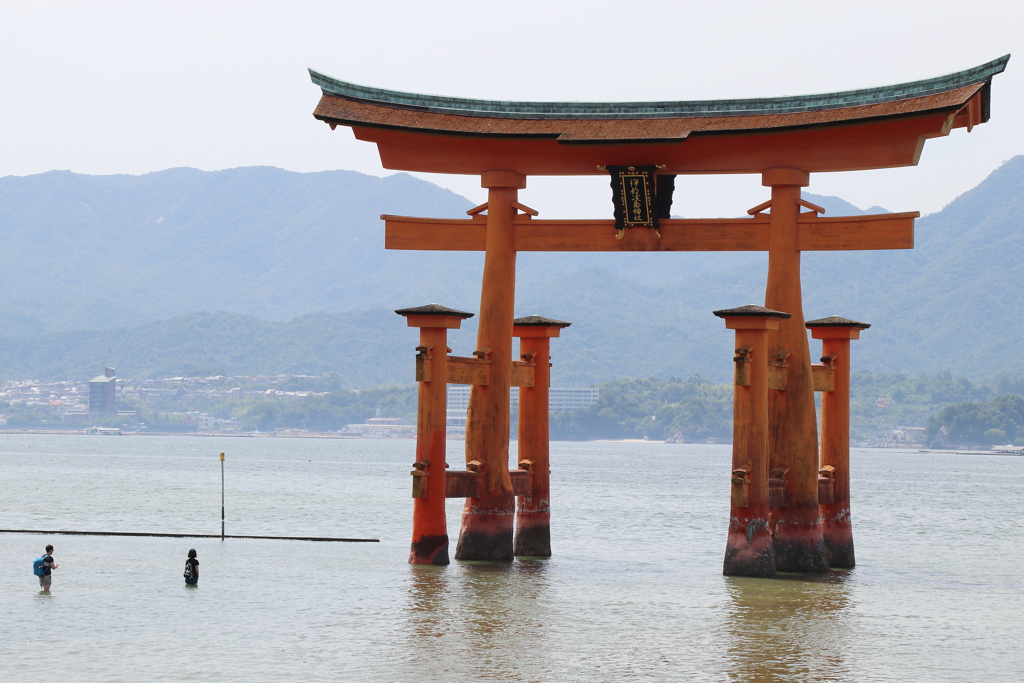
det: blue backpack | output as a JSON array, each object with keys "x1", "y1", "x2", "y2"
[{"x1": 33, "y1": 557, "x2": 46, "y2": 577}]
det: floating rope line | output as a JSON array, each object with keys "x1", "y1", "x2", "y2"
[{"x1": 0, "y1": 529, "x2": 378, "y2": 542}]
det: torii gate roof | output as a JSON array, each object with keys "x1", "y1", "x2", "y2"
[{"x1": 310, "y1": 56, "x2": 1008, "y2": 176}]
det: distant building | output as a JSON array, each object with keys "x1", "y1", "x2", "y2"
[
  {"x1": 447, "y1": 385, "x2": 599, "y2": 413},
  {"x1": 446, "y1": 409, "x2": 466, "y2": 436},
  {"x1": 117, "y1": 409, "x2": 142, "y2": 423},
  {"x1": 89, "y1": 367, "x2": 117, "y2": 415},
  {"x1": 341, "y1": 417, "x2": 415, "y2": 437},
  {"x1": 448, "y1": 386, "x2": 471, "y2": 412},
  {"x1": 182, "y1": 412, "x2": 215, "y2": 430},
  {"x1": 62, "y1": 408, "x2": 91, "y2": 425},
  {"x1": 548, "y1": 388, "x2": 601, "y2": 412}
]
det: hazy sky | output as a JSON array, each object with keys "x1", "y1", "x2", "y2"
[{"x1": 2, "y1": 1, "x2": 1021, "y2": 218}]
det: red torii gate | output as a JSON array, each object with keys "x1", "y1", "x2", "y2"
[{"x1": 309, "y1": 56, "x2": 1007, "y2": 572}]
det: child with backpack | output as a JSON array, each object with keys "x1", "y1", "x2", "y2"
[
  {"x1": 33, "y1": 545, "x2": 58, "y2": 592},
  {"x1": 183, "y1": 549, "x2": 199, "y2": 586}
]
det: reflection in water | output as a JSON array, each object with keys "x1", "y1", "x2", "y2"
[
  {"x1": 723, "y1": 571, "x2": 853, "y2": 682},
  {"x1": 402, "y1": 560, "x2": 552, "y2": 681},
  {"x1": 407, "y1": 565, "x2": 451, "y2": 639}
]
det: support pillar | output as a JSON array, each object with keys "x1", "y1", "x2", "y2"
[
  {"x1": 397, "y1": 303, "x2": 474, "y2": 565},
  {"x1": 715, "y1": 305, "x2": 789, "y2": 577},
  {"x1": 807, "y1": 316, "x2": 870, "y2": 568},
  {"x1": 762, "y1": 168, "x2": 829, "y2": 572},
  {"x1": 512, "y1": 315, "x2": 571, "y2": 557},
  {"x1": 456, "y1": 170, "x2": 526, "y2": 561}
]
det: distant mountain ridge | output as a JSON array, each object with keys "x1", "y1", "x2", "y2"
[
  {"x1": 1, "y1": 159, "x2": 1022, "y2": 384},
  {"x1": 0, "y1": 167, "x2": 477, "y2": 333},
  {"x1": 0, "y1": 310, "x2": 414, "y2": 386},
  {"x1": 0, "y1": 166, "x2": 885, "y2": 337}
]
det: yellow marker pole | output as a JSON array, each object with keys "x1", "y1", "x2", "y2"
[{"x1": 220, "y1": 452, "x2": 225, "y2": 541}]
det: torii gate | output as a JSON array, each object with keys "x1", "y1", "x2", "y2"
[{"x1": 309, "y1": 56, "x2": 1007, "y2": 570}]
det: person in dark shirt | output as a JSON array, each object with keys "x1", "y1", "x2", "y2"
[
  {"x1": 40, "y1": 544, "x2": 58, "y2": 592},
  {"x1": 183, "y1": 549, "x2": 199, "y2": 586}
]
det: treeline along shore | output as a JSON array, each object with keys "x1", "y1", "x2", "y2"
[{"x1": 5, "y1": 370, "x2": 1024, "y2": 448}]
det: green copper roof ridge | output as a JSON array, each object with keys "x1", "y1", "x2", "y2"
[{"x1": 309, "y1": 55, "x2": 1008, "y2": 120}]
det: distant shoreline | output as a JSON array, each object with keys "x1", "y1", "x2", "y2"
[
  {"x1": 0, "y1": 430, "x2": 1020, "y2": 454},
  {"x1": 0, "y1": 429, "x2": 393, "y2": 440}
]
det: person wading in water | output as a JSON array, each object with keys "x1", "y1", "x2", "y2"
[
  {"x1": 35, "y1": 544, "x2": 58, "y2": 592},
  {"x1": 183, "y1": 549, "x2": 199, "y2": 586}
]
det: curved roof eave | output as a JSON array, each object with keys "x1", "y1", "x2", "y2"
[{"x1": 309, "y1": 55, "x2": 1008, "y2": 121}]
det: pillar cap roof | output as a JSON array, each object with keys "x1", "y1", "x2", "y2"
[
  {"x1": 805, "y1": 315, "x2": 871, "y2": 329},
  {"x1": 513, "y1": 315, "x2": 572, "y2": 327},
  {"x1": 713, "y1": 304, "x2": 791, "y2": 319},
  {"x1": 394, "y1": 303, "x2": 474, "y2": 318}
]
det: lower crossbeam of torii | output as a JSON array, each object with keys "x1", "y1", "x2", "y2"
[{"x1": 308, "y1": 54, "x2": 1008, "y2": 573}]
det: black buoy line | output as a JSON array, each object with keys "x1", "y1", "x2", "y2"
[
  {"x1": 0, "y1": 529, "x2": 378, "y2": 542},
  {"x1": 1, "y1": 452, "x2": 380, "y2": 543}
]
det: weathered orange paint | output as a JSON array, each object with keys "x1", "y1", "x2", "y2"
[
  {"x1": 382, "y1": 213, "x2": 917, "y2": 253},
  {"x1": 455, "y1": 173, "x2": 522, "y2": 562},
  {"x1": 444, "y1": 355, "x2": 491, "y2": 385},
  {"x1": 512, "y1": 324, "x2": 562, "y2": 557},
  {"x1": 763, "y1": 170, "x2": 829, "y2": 572},
  {"x1": 717, "y1": 310, "x2": 788, "y2": 577},
  {"x1": 400, "y1": 313, "x2": 467, "y2": 565},
  {"x1": 810, "y1": 324, "x2": 865, "y2": 568},
  {"x1": 350, "y1": 112, "x2": 955, "y2": 176},
  {"x1": 795, "y1": 213, "x2": 916, "y2": 251}
]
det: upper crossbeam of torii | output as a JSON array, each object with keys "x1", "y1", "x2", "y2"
[
  {"x1": 311, "y1": 55, "x2": 1007, "y2": 175},
  {"x1": 308, "y1": 56, "x2": 1008, "y2": 568}
]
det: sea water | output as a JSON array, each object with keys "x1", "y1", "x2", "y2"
[{"x1": 0, "y1": 434, "x2": 1021, "y2": 682}]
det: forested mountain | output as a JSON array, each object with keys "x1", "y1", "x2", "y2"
[{"x1": 0, "y1": 158, "x2": 1022, "y2": 385}]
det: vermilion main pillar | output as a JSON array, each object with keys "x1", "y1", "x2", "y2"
[
  {"x1": 397, "y1": 304, "x2": 474, "y2": 565},
  {"x1": 763, "y1": 168, "x2": 829, "y2": 572},
  {"x1": 512, "y1": 315, "x2": 570, "y2": 557},
  {"x1": 715, "y1": 305, "x2": 789, "y2": 577},
  {"x1": 456, "y1": 171, "x2": 525, "y2": 561},
  {"x1": 807, "y1": 316, "x2": 869, "y2": 568}
]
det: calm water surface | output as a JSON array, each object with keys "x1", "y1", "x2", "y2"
[{"x1": 0, "y1": 435, "x2": 1020, "y2": 682}]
